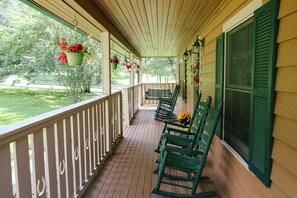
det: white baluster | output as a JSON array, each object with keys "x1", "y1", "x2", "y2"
[
  {"x1": 59, "y1": 159, "x2": 65, "y2": 175},
  {"x1": 36, "y1": 176, "x2": 46, "y2": 196}
]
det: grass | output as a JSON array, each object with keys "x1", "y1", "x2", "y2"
[{"x1": 0, "y1": 87, "x2": 98, "y2": 127}]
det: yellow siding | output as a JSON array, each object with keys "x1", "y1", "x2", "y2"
[
  {"x1": 272, "y1": 0, "x2": 297, "y2": 196},
  {"x1": 177, "y1": 0, "x2": 297, "y2": 197}
]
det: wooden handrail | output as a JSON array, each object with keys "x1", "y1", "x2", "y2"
[{"x1": 0, "y1": 91, "x2": 123, "y2": 197}]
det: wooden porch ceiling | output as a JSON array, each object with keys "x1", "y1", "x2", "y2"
[
  {"x1": 28, "y1": 0, "x2": 224, "y2": 57},
  {"x1": 91, "y1": 0, "x2": 224, "y2": 57}
]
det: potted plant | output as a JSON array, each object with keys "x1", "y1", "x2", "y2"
[
  {"x1": 177, "y1": 111, "x2": 191, "y2": 126},
  {"x1": 110, "y1": 55, "x2": 120, "y2": 70},
  {"x1": 56, "y1": 38, "x2": 88, "y2": 66},
  {"x1": 135, "y1": 64, "x2": 141, "y2": 73}
]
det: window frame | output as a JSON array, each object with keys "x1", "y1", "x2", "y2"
[
  {"x1": 222, "y1": 16, "x2": 254, "y2": 164},
  {"x1": 221, "y1": 0, "x2": 262, "y2": 167}
]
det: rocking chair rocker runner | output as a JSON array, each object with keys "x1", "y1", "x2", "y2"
[
  {"x1": 154, "y1": 94, "x2": 212, "y2": 153},
  {"x1": 151, "y1": 103, "x2": 223, "y2": 198}
]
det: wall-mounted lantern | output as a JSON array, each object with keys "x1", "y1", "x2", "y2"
[{"x1": 192, "y1": 36, "x2": 205, "y2": 54}]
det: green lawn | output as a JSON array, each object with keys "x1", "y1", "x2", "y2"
[{"x1": 0, "y1": 88, "x2": 98, "y2": 127}]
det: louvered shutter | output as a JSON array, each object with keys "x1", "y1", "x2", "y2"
[
  {"x1": 249, "y1": 0, "x2": 279, "y2": 187},
  {"x1": 215, "y1": 33, "x2": 224, "y2": 138}
]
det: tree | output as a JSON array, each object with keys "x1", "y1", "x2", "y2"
[
  {"x1": 142, "y1": 58, "x2": 176, "y2": 82},
  {"x1": 0, "y1": 0, "x2": 103, "y2": 102}
]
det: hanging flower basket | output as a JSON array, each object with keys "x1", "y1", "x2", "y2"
[
  {"x1": 111, "y1": 62, "x2": 118, "y2": 70},
  {"x1": 66, "y1": 52, "x2": 84, "y2": 66},
  {"x1": 110, "y1": 55, "x2": 120, "y2": 70},
  {"x1": 56, "y1": 38, "x2": 88, "y2": 66}
]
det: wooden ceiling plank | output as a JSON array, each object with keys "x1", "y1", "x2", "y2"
[
  {"x1": 150, "y1": 0, "x2": 159, "y2": 55},
  {"x1": 175, "y1": 0, "x2": 210, "y2": 49},
  {"x1": 136, "y1": 0, "x2": 154, "y2": 56},
  {"x1": 178, "y1": 0, "x2": 222, "y2": 50},
  {"x1": 33, "y1": 0, "x2": 101, "y2": 41},
  {"x1": 74, "y1": 0, "x2": 141, "y2": 58},
  {"x1": 143, "y1": 0, "x2": 156, "y2": 56},
  {"x1": 99, "y1": 0, "x2": 146, "y2": 55},
  {"x1": 173, "y1": 0, "x2": 203, "y2": 52},
  {"x1": 100, "y1": 0, "x2": 131, "y2": 39},
  {"x1": 157, "y1": 0, "x2": 164, "y2": 55},
  {"x1": 130, "y1": 0, "x2": 151, "y2": 55},
  {"x1": 163, "y1": 0, "x2": 182, "y2": 55},
  {"x1": 161, "y1": 0, "x2": 172, "y2": 56},
  {"x1": 165, "y1": 0, "x2": 189, "y2": 55},
  {"x1": 92, "y1": 0, "x2": 228, "y2": 57},
  {"x1": 118, "y1": 0, "x2": 148, "y2": 53},
  {"x1": 96, "y1": 0, "x2": 137, "y2": 55}
]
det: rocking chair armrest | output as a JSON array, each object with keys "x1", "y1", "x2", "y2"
[
  {"x1": 163, "y1": 145, "x2": 203, "y2": 156},
  {"x1": 166, "y1": 127, "x2": 193, "y2": 136},
  {"x1": 162, "y1": 133, "x2": 195, "y2": 144},
  {"x1": 163, "y1": 121, "x2": 188, "y2": 128}
]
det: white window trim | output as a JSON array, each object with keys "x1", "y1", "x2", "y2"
[
  {"x1": 223, "y1": 0, "x2": 262, "y2": 32},
  {"x1": 222, "y1": 0, "x2": 262, "y2": 169}
]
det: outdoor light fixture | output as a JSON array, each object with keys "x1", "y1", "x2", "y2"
[
  {"x1": 192, "y1": 36, "x2": 205, "y2": 54},
  {"x1": 183, "y1": 48, "x2": 191, "y2": 62}
]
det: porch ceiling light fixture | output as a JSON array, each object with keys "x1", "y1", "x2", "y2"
[
  {"x1": 192, "y1": 36, "x2": 205, "y2": 54},
  {"x1": 183, "y1": 48, "x2": 191, "y2": 62}
]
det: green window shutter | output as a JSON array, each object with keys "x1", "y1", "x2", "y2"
[
  {"x1": 215, "y1": 33, "x2": 224, "y2": 138},
  {"x1": 249, "y1": 0, "x2": 279, "y2": 187}
]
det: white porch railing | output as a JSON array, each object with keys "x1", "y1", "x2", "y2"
[
  {"x1": 0, "y1": 91, "x2": 122, "y2": 198},
  {"x1": 122, "y1": 84, "x2": 142, "y2": 126},
  {"x1": 122, "y1": 83, "x2": 176, "y2": 126}
]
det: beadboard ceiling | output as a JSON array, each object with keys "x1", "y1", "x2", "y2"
[
  {"x1": 30, "y1": 0, "x2": 225, "y2": 57},
  {"x1": 93, "y1": 0, "x2": 224, "y2": 57}
]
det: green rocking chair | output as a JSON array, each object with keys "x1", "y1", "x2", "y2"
[
  {"x1": 154, "y1": 85, "x2": 181, "y2": 121},
  {"x1": 151, "y1": 103, "x2": 223, "y2": 198},
  {"x1": 154, "y1": 94, "x2": 211, "y2": 154}
]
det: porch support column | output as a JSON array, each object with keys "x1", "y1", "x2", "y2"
[
  {"x1": 102, "y1": 31, "x2": 111, "y2": 95},
  {"x1": 129, "y1": 52, "x2": 134, "y2": 86},
  {"x1": 139, "y1": 59, "x2": 142, "y2": 83},
  {"x1": 102, "y1": 31, "x2": 113, "y2": 154}
]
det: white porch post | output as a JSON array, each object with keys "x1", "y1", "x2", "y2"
[
  {"x1": 139, "y1": 59, "x2": 142, "y2": 83},
  {"x1": 102, "y1": 31, "x2": 113, "y2": 154},
  {"x1": 102, "y1": 31, "x2": 111, "y2": 95},
  {"x1": 129, "y1": 52, "x2": 134, "y2": 86}
]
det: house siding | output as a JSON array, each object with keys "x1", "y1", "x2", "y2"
[
  {"x1": 177, "y1": 0, "x2": 297, "y2": 197},
  {"x1": 272, "y1": 0, "x2": 297, "y2": 196}
]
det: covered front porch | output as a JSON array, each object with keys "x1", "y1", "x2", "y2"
[{"x1": 2, "y1": 0, "x2": 296, "y2": 197}]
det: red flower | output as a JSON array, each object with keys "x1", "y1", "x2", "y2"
[
  {"x1": 68, "y1": 43, "x2": 83, "y2": 52},
  {"x1": 195, "y1": 63, "x2": 199, "y2": 70},
  {"x1": 56, "y1": 38, "x2": 68, "y2": 51},
  {"x1": 136, "y1": 65, "x2": 141, "y2": 69},
  {"x1": 110, "y1": 55, "x2": 119, "y2": 63},
  {"x1": 58, "y1": 52, "x2": 68, "y2": 65},
  {"x1": 193, "y1": 76, "x2": 199, "y2": 84},
  {"x1": 125, "y1": 64, "x2": 131, "y2": 69}
]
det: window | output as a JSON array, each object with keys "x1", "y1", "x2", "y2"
[{"x1": 224, "y1": 18, "x2": 253, "y2": 162}]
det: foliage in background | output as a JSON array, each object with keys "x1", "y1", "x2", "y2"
[
  {"x1": 142, "y1": 58, "x2": 176, "y2": 82},
  {"x1": 0, "y1": 88, "x2": 97, "y2": 127},
  {"x1": 0, "y1": 0, "x2": 102, "y2": 102}
]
